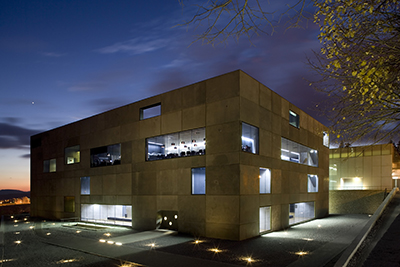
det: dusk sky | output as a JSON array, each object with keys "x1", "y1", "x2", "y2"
[{"x1": 0, "y1": 0, "x2": 329, "y2": 191}]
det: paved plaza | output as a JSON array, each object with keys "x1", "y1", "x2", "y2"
[{"x1": 1, "y1": 213, "x2": 373, "y2": 267}]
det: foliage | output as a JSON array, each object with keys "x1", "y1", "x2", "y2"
[
  {"x1": 179, "y1": 0, "x2": 312, "y2": 44},
  {"x1": 311, "y1": 0, "x2": 400, "y2": 143}
]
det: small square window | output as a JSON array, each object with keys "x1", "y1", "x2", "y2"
[
  {"x1": 140, "y1": 103, "x2": 161, "y2": 120},
  {"x1": 289, "y1": 110, "x2": 300, "y2": 128},
  {"x1": 192, "y1": 167, "x2": 206, "y2": 194},
  {"x1": 65, "y1": 145, "x2": 80, "y2": 165},
  {"x1": 43, "y1": 159, "x2": 56, "y2": 172}
]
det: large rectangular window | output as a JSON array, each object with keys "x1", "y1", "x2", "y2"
[
  {"x1": 192, "y1": 167, "x2": 206, "y2": 194},
  {"x1": 289, "y1": 202, "x2": 315, "y2": 225},
  {"x1": 90, "y1": 144, "x2": 121, "y2": 167},
  {"x1": 65, "y1": 145, "x2": 80, "y2": 165},
  {"x1": 81, "y1": 204, "x2": 132, "y2": 226},
  {"x1": 43, "y1": 158, "x2": 56, "y2": 173},
  {"x1": 242, "y1": 122, "x2": 259, "y2": 154},
  {"x1": 260, "y1": 168, "x2": 271, "y2": 194},
  {"x1": 307, "y1": 174, "x2": 318, "y2": 193},
  {"x1": 259, "y1": 206, "x2": 271, "y2": 233},
  {"x1": 80, "y1": 177, "x2": 90, "y2": 195},
  {"x1": 289, "y1": 110, "x2": 300, "y2": 128},
  {"x1": 140, "y1": 103, "x2": 161, "y2": 120},
  {"x1": 146, "y1": 128, "x2": 205, "y2": 161},
  {"x1": 281, "y1": 138, "x2": 318, "y2": 167}
]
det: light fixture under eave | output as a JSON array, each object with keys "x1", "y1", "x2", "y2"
[{"x1": 295, "y1": 251, "x2": 309, "y2": 256}]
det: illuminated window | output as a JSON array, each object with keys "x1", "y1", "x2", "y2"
[
  {"x1": 192, "y1": 167, "x2": 206, "y2": 194},
  {"x1": 289, "y1": 202, "x2": 314, "y2": 225},
  {"x1": 140, "y1": 103, "x2": 161, "y2": 120},
  {"x1": 81, "y1": 204, "x2": 132, "y2": 226},
  {"x1": 64, "y1": 196, "x2": 75, "y2": 213},
  {"x1": 259, "y1": 168, "x2": 271, "y2": 194},
  {"x1": 65, "y1": 145, "x2": 80, "y2": 165},
  {"x1": 90, "y1": 144, "x2": 121, "y2": 167},
  {"x1": 43, "y1": 158, "x2": 56, "y2": 172},
  {"x1": 259, "y1": 206, "x2": 271, "y2": 232},
  {"x1": 281, "y1": 138, "x2": 318, "y2": 167},
  {"x1": 289, "y1": 110, "x2": 300, "y2": 128},
  {"x1": 307, "y1": 175, "x2": 318, "y2": 193},
  {"x1": 242, "y1": 122, "x2": 259, "y2": 154},
  {"x1": 323, "y1": 131, "x2": 329, "y2": 147},
  {"x1": 80, "y1": 177, "x2": 90, "y2": 195},
  {"x1": 146, "y1": 128, "x2": 205, "y2": 161}
]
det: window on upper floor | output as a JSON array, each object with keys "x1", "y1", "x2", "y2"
[
  {"x1": 65, "y1": 145, "x2": 80, "y2": 165},
  {"x1": 192, "y1": 167, "x2": 206, "y2": 195},
  {"x1": 146, "y1": 128, "x2": 205, "y2": 161},
  {"x1": 307, "y1": 174, "x2": 318, "y2": 193},
  {"x1": 260, "y1": 168, "x2": 271, "y2": 194},
  {"x1": 289, "y1": 110, "x2": 300, "y2": 128},
  {"x1": 241, "y1": 122, "x2": 259, "y2": 154},
  {"x1": 323, "y1": 131, "x2": 329, "y2": 147},
  {"x1": 43, "y1": 158, "x2": 56, "y2": 172},
  {"x1": 281, "y1": 138, "x2": 318, "y2": 167},
  {"x1": 90, "y1": 144, "x2": 121, "y2": 167},
  {"x1": 80, "y1": 177, "x2": 90, "y2": 195},
  {"x1": 140, "y1": 103, "x2": 161, "y2": 120}
]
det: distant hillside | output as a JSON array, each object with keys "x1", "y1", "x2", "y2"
[{"x1": 0, "y1": 190, "x2": 30, "y2": 201}]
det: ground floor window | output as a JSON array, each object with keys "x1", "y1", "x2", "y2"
[
  {"x1": 81, "y1": 204, "x2": 132, "y2": 226},
  {"x1": 289, "y1": 202, "x2": 315, "y2": 225},
  {"x1": 259, "y1": 206, "x2": 271, "y2": 233},
  {"x1": 64, "y1": 196, "x2": 75, "y2": 213}
]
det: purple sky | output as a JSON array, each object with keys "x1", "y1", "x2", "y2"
[{"x1": 0, "y1": 0, "x2": 329, "y2": 191}]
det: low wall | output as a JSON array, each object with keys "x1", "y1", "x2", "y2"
[
  {"x1": 0, "y1": 204, "x2": 30, "y2": 216},
  {"x1": 329, "y1": 190, "x2": 385, "y2": 214}
]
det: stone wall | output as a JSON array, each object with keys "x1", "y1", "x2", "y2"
[{"x1": 329, "y1": 190, "x2": 385, "y2": 214}]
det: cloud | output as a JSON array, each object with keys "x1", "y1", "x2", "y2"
[
  {"x1": 20, "y1": 154, "x2": 30, "y2": 159},
  {"x1": 39, "y1": 52, "x2": 66, "y2": 57},
  {"x1": 68, "y1": 81, "x2": 108, "y2": 92},
  {"x1": 88, "y1": 97, "x2": 131, "y2": 113},
  {"x1": 96, "y1": 37, "x2": 168, "y2": 55},
  {"x1": 0, "y1": 123, "x2": 42, "y2": 149}
]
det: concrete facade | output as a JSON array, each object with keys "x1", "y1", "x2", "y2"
[
  {"x1": 31, "y1": 70, "x2": 329, "y2": 240},
  {"x1": 329, "y1": 144, "x2": 400, "y2": 190}
]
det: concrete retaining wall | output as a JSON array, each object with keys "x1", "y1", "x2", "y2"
[{"x1": 329, "y1": 190, "x2": 385, "y2": 214}]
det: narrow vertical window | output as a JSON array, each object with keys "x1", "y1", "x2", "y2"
[
  {"x1": 241, "y1": 122, "x2": 259, "y2": 154},
  {"x1": 259, "y1": 206, "x2": 271, "y2": 232},
  {"x1": 140, "y1": 103, "x2": 161, "y2": 120},
  {"x1": 64, "y1": 196, "x2": 75, "y2": 213},
  {"x1": 81, "y1": 177, "x2": 90, "y2": 195},
  {"x1": 289, "y1": 110, "x2": 300, "y2": 128},
  {"x1": 259, "y1": 168, "x2": 271, "y2": 194},
  {"x1": 65, "y1": 145, "x2": 80, "y2": 164},
  {"x1": 192, "y1": 167, "x2": 206, "y2": 194},
  {"x1": 323, "y1": 131, "x2": 329, "y2": 147},
  {"x1": 307, "y1": 175, "x2": 318, "y2": 193}
]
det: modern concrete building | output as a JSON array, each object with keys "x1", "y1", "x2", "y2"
[
  {"x1": 329, "y1": 143, "x2": 400, "y2": 190},
  {"x1": 31, "y1": 70, "x2": 329, "y2": 240}
]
